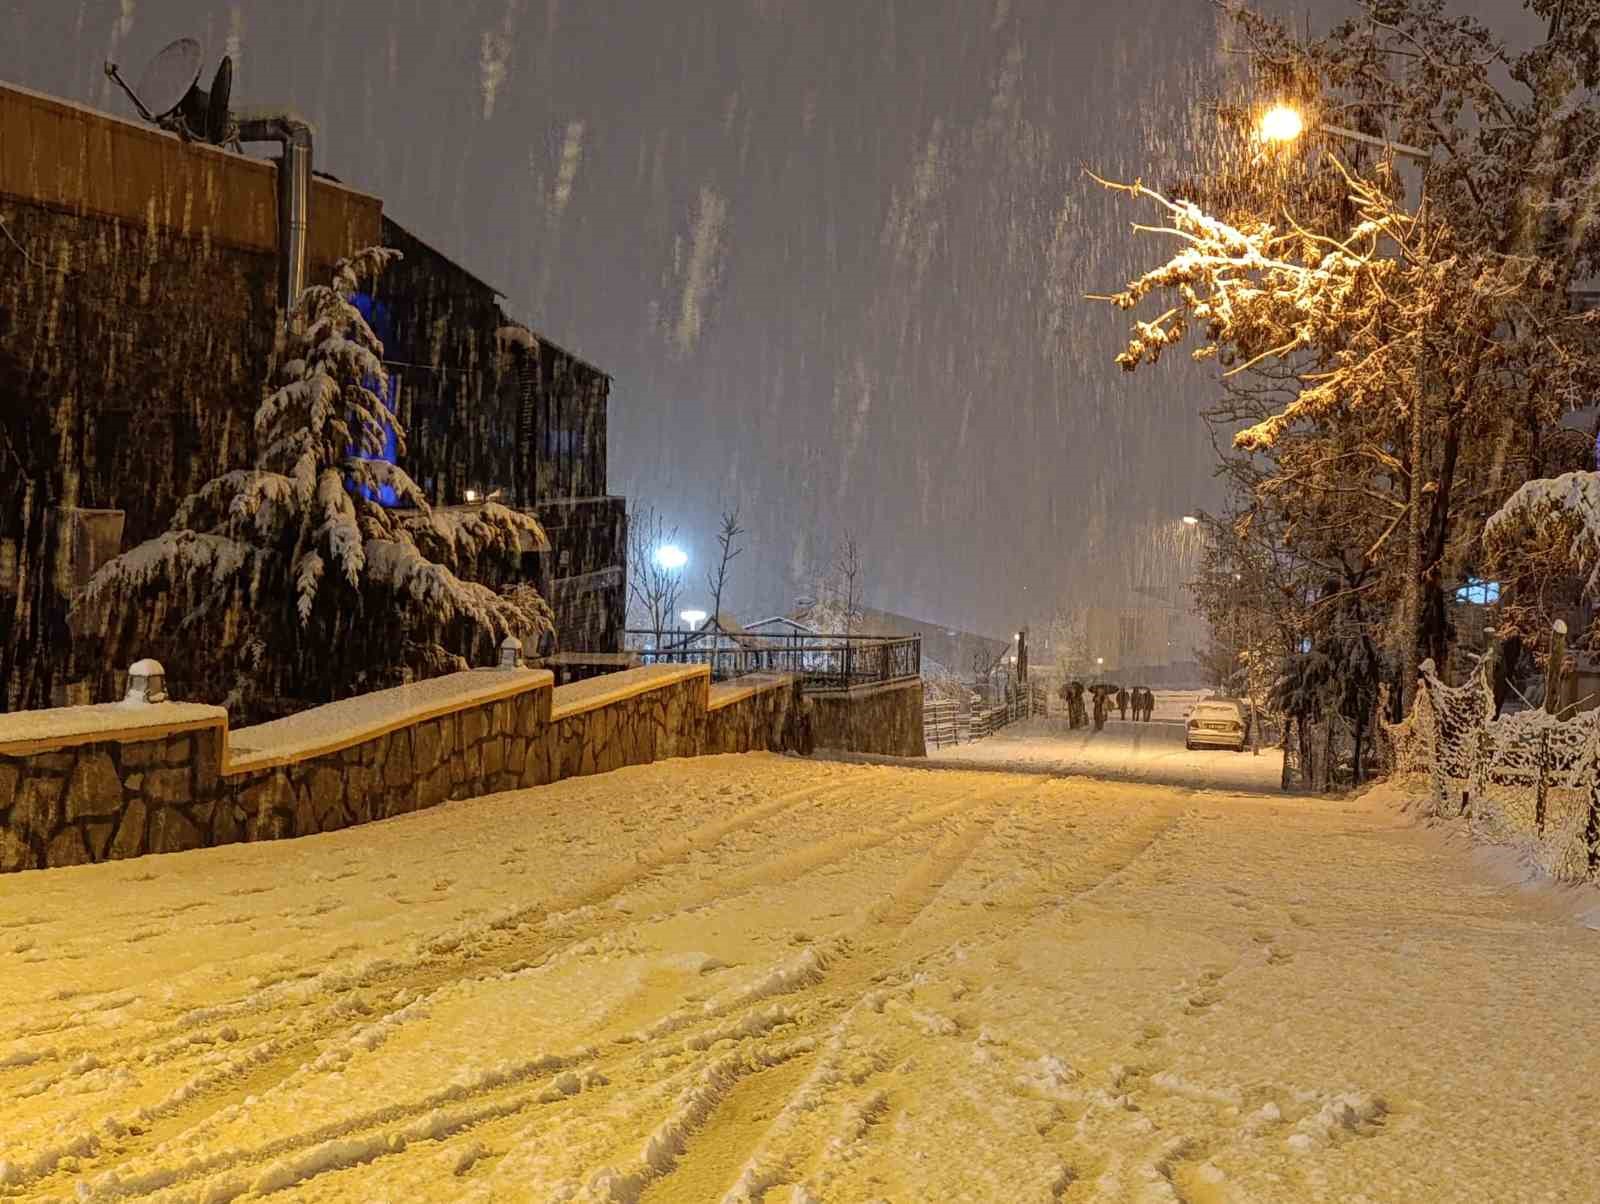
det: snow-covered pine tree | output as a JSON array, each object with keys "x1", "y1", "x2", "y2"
[{"x1": 73, "y1": 248, "x2": 553, "y2": 718}]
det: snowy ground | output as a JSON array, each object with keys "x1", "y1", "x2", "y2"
[
  {"x1": 930, "y1": 716, "x2": 1284, "y2": 794},
  {"x1": 3, "y1": 756, "x2": 1596, "y2": 1202}
]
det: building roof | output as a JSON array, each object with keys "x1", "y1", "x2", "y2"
[{"x1": 380, "y1": 213, "x2": 611, "y2": 382}]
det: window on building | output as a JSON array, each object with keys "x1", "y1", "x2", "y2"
[
  {"x1": 1454, "y1": 578, "x2": 1501, "y2": 606},
  {"x1": 346, "y1": 292, "x2": 406, "y2": 508}
]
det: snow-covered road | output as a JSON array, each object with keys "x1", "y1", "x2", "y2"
[
  {"x1": 929, "y1": 717, "x2": 1284, "y2": 794},
  {"x1": 2, "y1": 755, "x2": 1595, "y2": 1202}
]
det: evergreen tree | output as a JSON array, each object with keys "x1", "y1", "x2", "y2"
[{"x1": 74, "y1": 248, "x2": 552, "y2": 718}]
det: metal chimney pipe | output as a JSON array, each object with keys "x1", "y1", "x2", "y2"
[{"x1": 234, "y1": 107, "x2": 314, "y2": 315}]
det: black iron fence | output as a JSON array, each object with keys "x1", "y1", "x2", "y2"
[{"x1": 624, "y1": 630, "x2": 921, "y2": 692}]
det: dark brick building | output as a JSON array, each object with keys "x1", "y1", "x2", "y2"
[{"x1": 0, "y1": 81, "x2": 623, "y2": 711}]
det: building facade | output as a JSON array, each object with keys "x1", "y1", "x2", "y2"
[{"x1": 0, "y1": 80, "x2": 623, "y2": 711}]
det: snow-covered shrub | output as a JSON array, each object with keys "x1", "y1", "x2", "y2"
[
  {"x1": 73, "y1": 248, "x2": 553, "y2": 718},
  {"x1": 1485, "y1": 470, "x2": 1600, "y2": 623}
]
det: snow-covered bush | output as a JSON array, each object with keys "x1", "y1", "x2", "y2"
[
  {"x1": 73, "y1": 248, "x2": 552, "y2": 718},
  {"x1": 1485, "y1": 470, "x2": 1600, "y2": 605}
]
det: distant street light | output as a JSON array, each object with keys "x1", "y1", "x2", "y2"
[
  {"x1": 1182, "y1": 514, "x2": 1200, "y2": 527},
  {"x1": 1257, "y1": 102, "x2": 1429, "y2": 164},
  {"x1": 654, "y1": 544, "x2": 689, "y2": 572},
  {"x1": 680, "y1": 608, "x2": 708, "y2": 628}
]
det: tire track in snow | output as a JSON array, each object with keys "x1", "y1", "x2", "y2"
[
  {"x1": 95, "y1": 782, "x2": 1015, "y2": 1204},
  {"x1": 18, "y1": 770, "x2": 1003, "y2": 1200},
  {"x1": 5, "y1": 776, "x2": 874, "y2": 1199},
  {"x1": 14, "y1": 771, "x2": 1189, "y2": 1204}
]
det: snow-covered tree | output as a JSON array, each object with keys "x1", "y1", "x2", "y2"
[
  {"x1": 1094, "y1": 0, "x2": 1600, "y2": 711},
  {"x1": 796, "y1": 531, "x2": 865, "y2": 637},
  {"x1": 73, "y1": 248, "x2": 552, "y2": 718}
]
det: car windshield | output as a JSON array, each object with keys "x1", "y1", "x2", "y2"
[{"x1": 1194, "y1": 704, "x2": 1240, "y2": 717}]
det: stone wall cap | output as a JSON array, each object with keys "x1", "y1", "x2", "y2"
[
  {"x1": 551, "y1": 664, "x2": 709, "y2": 722},
  {"x1": 0, "y1": 701, "x2": 228, "y2": 757},
  {"x1": 707, "y1": 674, "x2": 800, "y2": 712},
  {"x1": 226, "y1": 667, "x2": 553, "y2": 775},
  {"x1": 805, "y1": 678, "x2": 924, "y2": 701}
]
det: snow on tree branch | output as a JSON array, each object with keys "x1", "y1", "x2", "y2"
[{"x1": 72, "y1": 246, "x2": 555, "y2": 719}]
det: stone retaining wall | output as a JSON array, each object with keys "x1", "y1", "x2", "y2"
[
  {"x1": 808, "y1": 679, "x2": 926, "y2": 759},
  {"x1": 1, "y1": 664, "x2": 847, "y2": 872},
  {"x1": 0, "y1": 707, "x2": 228, "y2": 872},
  {"x1": 223, "y1": 686, "x2": 553, "y2": 847},
  {"x1": 705, "y1": 676, "x2": 814, "y2": 756},
  {"x1": 1, "y1": 667, "x2": 921, "y2": 873},
  {"x1": 544, "y1": 669, "x2": 709, "y2": 781}
]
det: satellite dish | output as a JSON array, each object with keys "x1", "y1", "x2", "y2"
[
  {"x1": 106, "y1": 40, "x2": 235, "y2": 145},
  {"x1": 202, "y1": 57, "x2": 233, "y2": 143},
  {"x1": 133, "y1": 37, "x2": 202, "y2": 120}
]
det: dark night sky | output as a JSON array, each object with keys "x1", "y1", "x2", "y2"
[{"x1": 0, "y1": 0, "x2": 1549, "y2": 635}]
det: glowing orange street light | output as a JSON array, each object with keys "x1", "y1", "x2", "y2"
[
  {"x1": 1257, "y1": 102, "x2": 1429, "y2": 163},
  {"x1": 1259, "y1": 104, "x2": 1305, "y2": 145}
]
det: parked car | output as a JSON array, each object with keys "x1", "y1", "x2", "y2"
[{"x1": 1186, "y1": 699, "x2": 1249, "y2": 752}]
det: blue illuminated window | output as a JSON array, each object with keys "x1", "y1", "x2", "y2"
[
  {"x1": 346, "y1": 291, "x2": 403, "y2": 508},
  {"x1": 1455, "y1": 578, "x2": 1501, "y2": 606}
]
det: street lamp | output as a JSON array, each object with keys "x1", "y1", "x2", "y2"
[
  {"x1": 654, "y1": 544, "x2": 688, "y2": 572},
  {"x1": 1182, "y1": 515, "x2": 1200, "y2": 527},
  {"x1": 1257, "y1": 102, "x2": 1429, "y2": 164},
  {"x1": 680, "y1": 608, "x2": 708, "y2": 629},
  {"x1": 1259, "y1": 104, "x2": 1304, "y2": 144}
]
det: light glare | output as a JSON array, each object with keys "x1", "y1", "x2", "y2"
[
  {"x1": 1259, "y1": 105, "x2": 1305, "y2": 144},
  {"x1": 654, "y1": 544, "x2": 688, "y2": 571}
]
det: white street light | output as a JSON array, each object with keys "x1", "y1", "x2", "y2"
[
  {"x1": 1182, "y1": 515, "x2": 1200, "y2": 527},
  {"x1": 654, "y1": 544, "x2": 689, "y2": 572},
  {"x1": 680, "y1": 608, "x2": 708, "y2": 629}
]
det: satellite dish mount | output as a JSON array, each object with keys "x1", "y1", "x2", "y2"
[{"x1": 105, "y1": 37, "x2": 235, "y2": 147}]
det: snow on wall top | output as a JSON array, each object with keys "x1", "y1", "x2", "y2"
[
  {"x1": 0, "y1": 701, "x2": 228, "y2": 758},
  {"x1": 706, "y1": 674, "x2": 798, "y2": 711},
  {"x1": 549, "y1": 665, "x2": 709, "y2": 722},
  {"x1": 226, "y1": 668, "x2": 552, "y2": 774}
]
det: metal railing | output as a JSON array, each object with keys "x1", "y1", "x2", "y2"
[{"x1": 625, "y1": 630, "x2": 921, "y2": 692}]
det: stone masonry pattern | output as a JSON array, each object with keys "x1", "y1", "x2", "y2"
[{"x1": 0, "y1": 669, "x2": 888, "y2": 873}]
